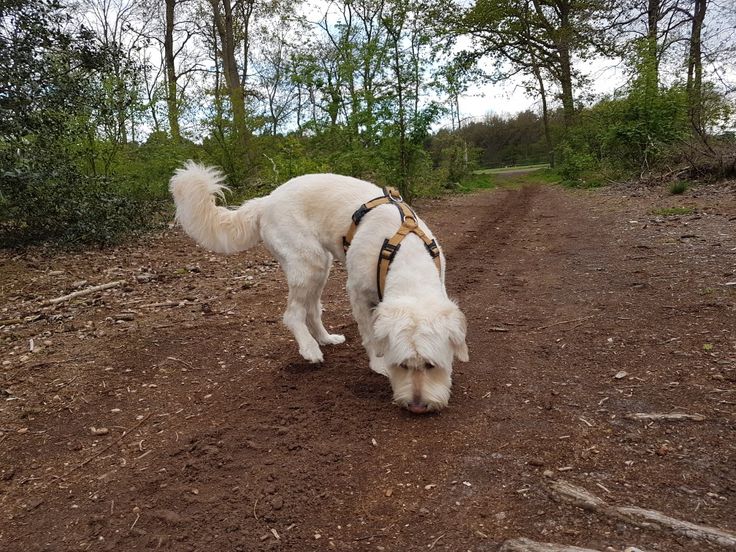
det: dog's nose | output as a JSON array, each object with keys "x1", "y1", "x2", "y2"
[{"x1": 407, "y1": 401, "x2": 430, "y2": 414}]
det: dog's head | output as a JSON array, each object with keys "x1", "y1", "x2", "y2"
[{"x1": 372, "y1": 297, "x2": 469, "y2": 414}]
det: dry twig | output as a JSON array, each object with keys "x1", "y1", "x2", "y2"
[
  {"x1": 532, "y1": 315, "x2": 595, "y2": 332},
  {"x1": 626, "y1": 412, "x2": 706, "y2": 422},
  {"x1": 43, "y1": 280, "x2": 127, "y2": 306},
  {"x1": 50, "y1": 413, "x2": 152, "y2": 483}
]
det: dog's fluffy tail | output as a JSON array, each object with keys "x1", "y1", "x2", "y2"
[{"x1": 169, "y1": 161, "x2": 266, "y2": 254}]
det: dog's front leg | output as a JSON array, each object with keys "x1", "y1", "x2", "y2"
[{"x1": 349, "y1": 294, "x2": 388, "y2": 376}]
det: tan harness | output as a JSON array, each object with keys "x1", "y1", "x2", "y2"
[{"x1": 343, "y1": 187, "x2": 442, "y2": 301}]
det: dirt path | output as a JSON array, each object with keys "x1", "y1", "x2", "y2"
[{"x1": 1, "y1": 183, "x2": 735, "y2": 551}]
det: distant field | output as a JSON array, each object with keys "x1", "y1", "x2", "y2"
[{"x1": 474, "y1": 163, "x2": 550, "y2": 174}]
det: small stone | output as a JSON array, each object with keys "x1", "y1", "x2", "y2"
[
  {"x1": 543, "y1": 469, "x2": 554, "y2": 478},
  {"x1": 528, "y1": 458, "x2": 545, "y2": 467},
  {"x1": 270, "y1": 496, "x2": 283, "y2": 510},
  {"x1": 136, "y1": 272, "x2": 156, "y2": 283},
  {"x1": 614, "y1": 370, "x2": 628, "y2": 379},
  {"x1": 90, "y1": 427, "x2": 109, "y2": 436},
  {"x1": 384, "y1": 489, "x2": 393, "y2": 497},
  {"x1": 424, "y1": 484, "x2": 436, "y2": 490}
]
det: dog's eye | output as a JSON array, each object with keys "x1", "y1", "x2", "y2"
[
  {"x1": 399, "y1": 362, "x2": 409, "y2": 370},
  {"x1": 425, "y1": 362, "x2": 435, "y2": 370}
]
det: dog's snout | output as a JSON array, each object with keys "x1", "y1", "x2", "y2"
[{"x1": 407, "y1": 401, "x2": 430, "y2": 414}]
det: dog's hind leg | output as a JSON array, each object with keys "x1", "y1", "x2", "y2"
[
  {"x1": 306, "y1": 255, "x2": 345, "y2": 347},
  {"x1": 283, "y1": 286, "x2": 324, "y2": 363}
]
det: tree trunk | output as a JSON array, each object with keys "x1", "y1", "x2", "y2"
[
  {"x1": 557, "y1": 2, "x2": 575, "y2": 127},
  {"x1": 211, "y1": 0, "x2": 250, "y2": 152},
  {"x1": 164, "y1": 0, "x2": 181, "y2": 142},
  {"x1": 387, "y1": 22, "x2": 408, "y2": 197},
  {"x1": 532, "y1": 57, "x2": 554, "y2": 167},
  {"x1": 686, "y1": 0, "x2": 707, "y2": 136},
  {"x1": 643, "y1": 0, "x2": 660, "y2": 107}
]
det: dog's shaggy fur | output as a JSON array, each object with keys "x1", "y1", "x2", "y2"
[{"x1": 170, "y1": 162, "x2": 468, "y2": 413}]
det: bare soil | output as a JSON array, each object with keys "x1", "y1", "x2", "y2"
[{"x1": 1, "y1": 181, "x2": 735, "y2": 551}]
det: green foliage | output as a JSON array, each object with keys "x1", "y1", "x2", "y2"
[
  {"x1": 0, "y1": 170, "x2": 161, "y2": 247},
  {"x1": 669, "y1": 180, "x2": 689, "y2": 195},
  {"x1": 457, "y1": 111, "x2": 552, "y2": 168},
  {"x1": 0, "y1": 0, "x2": 166, "y2": 247}
]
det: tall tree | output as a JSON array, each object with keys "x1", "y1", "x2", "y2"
[
  {"x1": 448, "y1": 0, "x2": 614, "y2": 127},
  {"x1": 209, "y1": 0, "x2": 250, "y2": 151},
  {"x1": 165, "y1": 0, "x2": 182, "y2": 140},
  {"x1": 686, "y1": 0, "x2": 707, "y2": 135}
]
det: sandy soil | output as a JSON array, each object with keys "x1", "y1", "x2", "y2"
[{"x1": 1, "y1": 181, "x2": 735, "y2": 551}]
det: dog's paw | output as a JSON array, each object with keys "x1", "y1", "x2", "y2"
[
  {"x1": 299, "y1": 344, "x2": 324, "y2": 364},
  {"x1": 319, "y1": 333, "x2": 345, "y2": 346}
]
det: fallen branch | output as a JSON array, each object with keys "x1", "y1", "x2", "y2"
[
  {"x1": 532, "y1": 315, "x2": 595, "y2": 332},
  {"x1": 43, "y1": 280, "x2": 127, "y2": 306},
  {"x1": 0, "y1": 318, "x2": 23, "y2": 326},
  {"x1": 549, "y1": 479, "x2": 736, "y2": 548},
  {"x1": 500, "y1": 538, "x2": 601, "y2": 552},
  {"x1": 0, "y1": 314, "x2": 45, "y2": 327},
  {"x1": 626, "y1": 412, "x2": 706, "y2": 422}
]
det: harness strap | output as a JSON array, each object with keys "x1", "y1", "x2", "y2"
[
  {"x1": 343, "y1": 186, "x2": 403, "y2": 252},
  {"x1": 343, "y1": 186, "x2": 442, "y2": 302}
]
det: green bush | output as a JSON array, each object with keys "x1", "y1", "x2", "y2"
[{"x1": 669, "y1": 180, "x2": 688, "y2": 194}]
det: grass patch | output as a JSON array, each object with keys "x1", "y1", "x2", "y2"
[
  {"x1": 457, "y1": 172, "x2": 498, "y2": 193},
  {"x1": 651, "y1": 206, "x2": 696, "y2": 216},
  {"x1": 669, "y1": 180, "x2": 689, "y2": 195},
  {"x1": 458, "y1": 166, "x2": 562, "y2": 193}
]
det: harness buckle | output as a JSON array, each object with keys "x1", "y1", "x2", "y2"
[
  {"x1": 380, "y1": 240, "x2": 401, "y2": 261},
  {"x1": 425, "y1": 239, "x2": 440, "y2": 258},
  {"x1": 352, "y1": 204, "x2": 370, "y2": 225}
]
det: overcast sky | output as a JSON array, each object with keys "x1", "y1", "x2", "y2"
[{"x1": 458, "y1": 56, "x2": 629, "y2": 123}]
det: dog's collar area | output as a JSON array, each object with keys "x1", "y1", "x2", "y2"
[{"x1": 343, "y1": 186, "x2": 442, "y2": 301}]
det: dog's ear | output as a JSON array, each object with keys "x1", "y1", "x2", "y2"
[
  {"x1": 372, "y1": 302, "x2": 410, "y2": 358},
  {"x1": 370, "y1": 306, "x2": 390, "y2": 357},
  {"x1": 448, "y1": 307, "x2": 469, "y2": 362}
]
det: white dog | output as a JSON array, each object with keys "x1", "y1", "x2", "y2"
[{"x1": 169, "y1": 162, "x2": 468, "y2": 413}]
